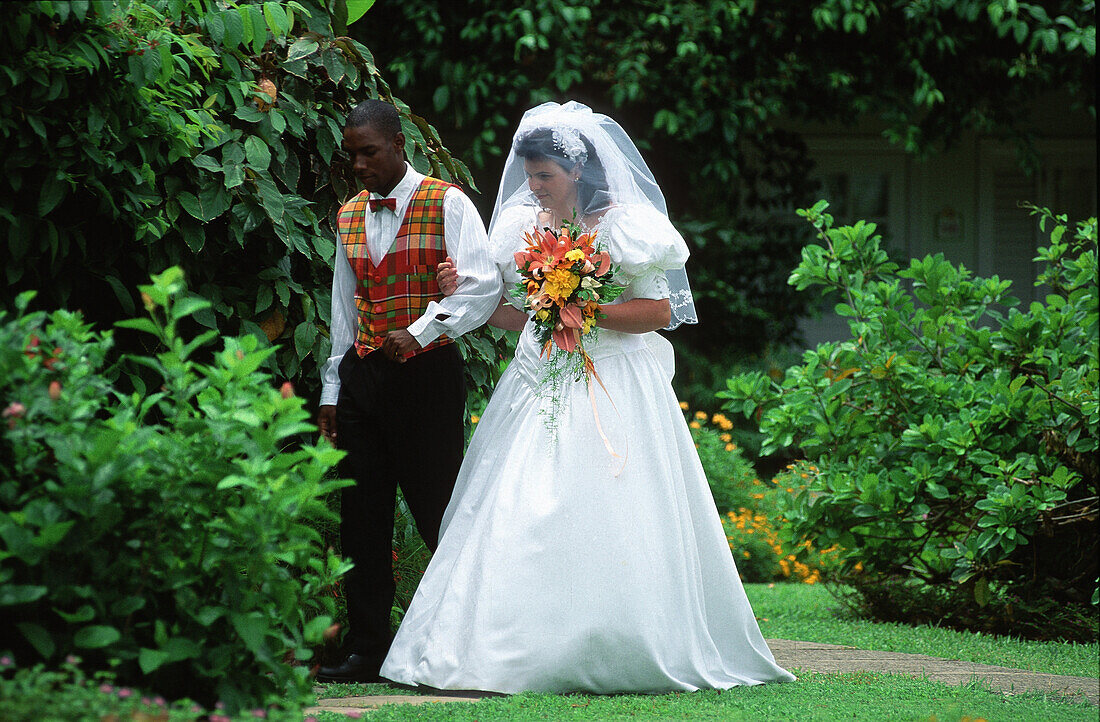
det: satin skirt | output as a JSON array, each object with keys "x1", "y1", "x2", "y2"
[{"x1": 380, "y1": 325, "x2": 795, "y2": 693}]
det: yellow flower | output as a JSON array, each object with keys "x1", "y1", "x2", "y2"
[
  {"x1": 564, "y1": 248, "x2": 585, "y2": 262},
  {"x1": 720, "y1": 433, "x2": 732, "y2": 442},
  {"x1": 742, "y1": 551, "x2": 751, "y2": 558},
  {"x1": 470, "y1": 414, "x2": 480, "y2": 424},
  {"x1": 725, "y1": 443, "x2": 735, "y2": 451},
  {"x1": 751, "y1": 493, "x2": 764, "y2": 499},
  {"x1": 542, "y1": 267, "x2": 580, "y2": 300},
  {"x1": 679, "y1": 401, "x2": 689, "y2": 410},
  {"x1": 689, "y1": 421, "x2": 701, "y2": 429},
  {"x1": 711, "y1": 413, "x2": 729, "y2": 425},
  {"x1": 694, "y1": 411, "x2": 707, "y2": 420},
  {"x1": 536, "y1": 309, "x2": 550, "y2": 322},
  {"x1": 582, "y1": 314, "x2": 596, "y2": 334}
]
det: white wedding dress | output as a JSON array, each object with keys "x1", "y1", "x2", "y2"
[{"x1": 380, "y1": 205, "x2": 794, "y2": 694}]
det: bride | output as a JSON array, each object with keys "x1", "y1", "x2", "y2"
[{"x1": 379, "y1": 101, "x2": 794, "y2": 694}]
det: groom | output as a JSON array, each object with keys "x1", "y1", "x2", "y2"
[{"x1": 316, "y1": 99, "x2": 501, "y2": 682}]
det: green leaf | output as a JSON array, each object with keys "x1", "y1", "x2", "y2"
[
  {"x1": 74, "y1": 625, "x2": 121, "y2": 649},
  {"x1": 245, "y1": 136, "x2": 272, "y2": 169},
  {"x1": 0, "y1": 584, "x2": 48, "y2": 606},
  {"x1": 17, "y1": 622, "x2": 55, "y2": 658},
  {"x1": 294, "y1": 321, "x2": 318, "y2": 359},
  {"x1": 115, "y1": 318, "x2": 162, "y2": 336},
  {"x1": 139, "y1": 647, "x2": 170, "y2": 673},
  {"x1": 192, "y1": 154, "x2": 222, "y2": 172},
  {"x1": 286, "y1": 37, "x2": 319, "y2": 61},
  {"x1": 230, "y1": 611, "x2": 268, "y2": 653},
  {"x1": 105, "y1": 274, "x2": 136, "y2": 316},
  {"x1": 38, "y1": 173, "x2": 67, "y2": 217},
  {"x1": 263, "y1": 2, "x2": 290, "y2": 36},
  {"x1": 53, "y1": 604, "x2": 95, "y2": 623},
  {"x1": 255, "y1": 177, "x2": 285, "y2": 222},
  {"x1": 346, "y1": 0, "x2": 376, "y2": 25},
  {"x1": 221, "y1": 8, "x2": 244, "y2": 47}
]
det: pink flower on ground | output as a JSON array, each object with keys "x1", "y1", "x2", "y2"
[
  {"x1": 251, "y1": 710, "x2": 267, "y2": 718},
  {"x1": 215, "y1": 702, "x2": 226, "y2": 710},
  {"x1": 64, "y1": 655, "x2": 79, "y2": 665},
  {"x1": 142, "y1": 697, "x2": 152, "y2": 706},
  {"x1": 153, "y1": 696, "x2": 166, "y2": 707},
  {"x1": 0, "y1": 655, "x2": 13, "y2": 668},
  {"x1": 347, "y1": 712, "x2": 363, "y2": 719},
  {"x1": 305, "y1": 717, "x2": 318, "y2": 722},
  {"x1": 98, "y1": 684, "x2": 113, "y2": 694},
  {"x1": 117, "y1": 688, "x2": 133, "y2": 698}
]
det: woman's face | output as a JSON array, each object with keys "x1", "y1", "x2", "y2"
[{"x1": 524, "y1": 157, "x2": 579, "y2": 216}]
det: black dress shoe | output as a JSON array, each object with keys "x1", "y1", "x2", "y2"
[{"x1": 316, "y1": 653, "x2": 384, "y2": 683}]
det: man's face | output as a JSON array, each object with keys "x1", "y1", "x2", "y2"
[{"x1": 342, "y1": 123, "x2": 406, "y2": 195}]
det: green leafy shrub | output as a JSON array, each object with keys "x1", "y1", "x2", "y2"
[
  {"x1": 721, "y1": 203, "x2": 1098, "y2": 640},
  {"x1": 0, "y1": 268, "x2": 352, "y2": 711},
  {"x1": 680, "y1": 405, "x2": 839, "y2": 583},
  {"x1": 684, "y1": 406, "x2": 758, "y2": 513}
]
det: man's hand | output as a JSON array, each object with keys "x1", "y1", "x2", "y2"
[
  {"x1": 317, "y1": 405, "x2": 337, "y2": 445},
  {"x1": 436, "y1": 256, "x2": 459, "y2": 297},
  {"x1": 382, "y1": 329, "x2": 420, "y2": 363}
]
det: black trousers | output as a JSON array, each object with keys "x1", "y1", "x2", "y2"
[{"x1": 334, "y1": 343, "x2": 465, "y2": 668}]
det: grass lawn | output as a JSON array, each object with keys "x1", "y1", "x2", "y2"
[
  {"x1": 313, "y1": 675, "x2": 1094, "y2": 721},
  {"x1": 314, "y1": 583, "x2": 1098, "y2": 721},
  {"x1": 746, "y1": 582, "x2": 1099, "y2": 678}
]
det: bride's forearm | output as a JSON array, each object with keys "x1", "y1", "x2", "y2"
[
  {"x1": 596, "y1": 298, "x2": 670, "y2": 334},
  {"x1": 488, "y1": 298, "x2": 528, "y2": 331}
]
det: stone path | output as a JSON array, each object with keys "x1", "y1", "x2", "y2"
[
  {"x1": 767, "y1": 639, "x2": 1098, "y2": 705},
  {"x1": 304, "y1": 638, "x2": 1099, "y2": 716}
]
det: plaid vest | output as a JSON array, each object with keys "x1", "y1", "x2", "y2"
[{"x1": 337, "y1": 177, "x2": 455, "y2": 358}]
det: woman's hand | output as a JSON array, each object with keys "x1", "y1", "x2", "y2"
[{"x1": 436, "y1": 257, "x2": 459, "y2": 296}]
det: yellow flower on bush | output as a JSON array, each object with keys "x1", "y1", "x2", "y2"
[
  {"x1": 694, "y1": 410, "x2": 707, "y2": 420},
  {"x1": 689, "y1": 421, "x2": 701, "y2": 429},
  {"x1": 679, "y1": 401, "x2": 689, "y2": 410},
  {"x1": 725, "y1": 443, "x2": 735, "y2": 451},
  {"x1": 720, "y1": 433, "x2": 732, "y2": 442}
]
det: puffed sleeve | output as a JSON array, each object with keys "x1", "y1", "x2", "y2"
[
  {"x1": 489, "y1": 204, "x2": 539, "y2": 309},
  {"x1": 599, "y1": 204, "x2": 689, "y2": 286}
]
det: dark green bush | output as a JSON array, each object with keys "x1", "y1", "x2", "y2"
[
  {"x1": 721, "y1": 203, "x2": 1098, "y2": 640},
  {"x1": 0, "y1": 268, "x2": 351, "y2": 711},
  {"x1": 0, "y1": 0, "x2": 508, "y2": 403}
]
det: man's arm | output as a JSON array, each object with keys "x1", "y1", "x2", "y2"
[
  {"x1": 404, "y1": 188, "x2": 503, "y2": 347},
  {"x1": 317, "y1": 240, "x2": 357, "y2": 442}
]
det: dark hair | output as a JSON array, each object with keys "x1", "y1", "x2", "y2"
[
  {"x1": 514, "y1": 128, "x2": 608, "y2": 212},
  {"x1": 345, "y1": 99, "x2": 401, "y2": 137}
]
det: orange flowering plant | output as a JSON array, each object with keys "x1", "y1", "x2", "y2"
[{"x1": 513, "y1": 220, "x2": 625, "y2": 375}]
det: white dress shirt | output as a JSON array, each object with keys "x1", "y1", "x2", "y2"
[{"x1": 320, "y1": 163, "x2": 502, "y2": 406}]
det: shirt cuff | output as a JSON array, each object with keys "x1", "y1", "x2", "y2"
[
  {"x1": 319, "y1": 385, "x2": 340, "y2": 407},
  {"x1": 408, "y1": 302, "x2": 451, "y2": 347}
]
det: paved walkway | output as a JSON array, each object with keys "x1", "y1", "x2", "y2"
[{"x1": 304, "y1": 638, "x2": 1099, "y2": 716}]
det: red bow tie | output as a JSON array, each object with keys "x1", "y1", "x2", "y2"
[{"x1": 369, "y1": 197, "x2": 397, "y2": 212}]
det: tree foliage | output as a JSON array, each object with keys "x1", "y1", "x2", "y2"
[
  {"x1": 0, "y1": 0, "x2": 509, "y2": 401},
  {"x1": 362, "y1": 0, "x2": 1095, "y2": 353},
  {"x1": 722, "y1": 203, "x2": 1098, "y2": 639}
]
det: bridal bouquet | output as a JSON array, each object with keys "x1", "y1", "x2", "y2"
[{"x1": 512, "y1": 221, "x2": 625, "y2": 373}]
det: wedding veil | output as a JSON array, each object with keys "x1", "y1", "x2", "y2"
[{"x1": 488, "y1": 101, "x2": 698, "y2": 330}]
